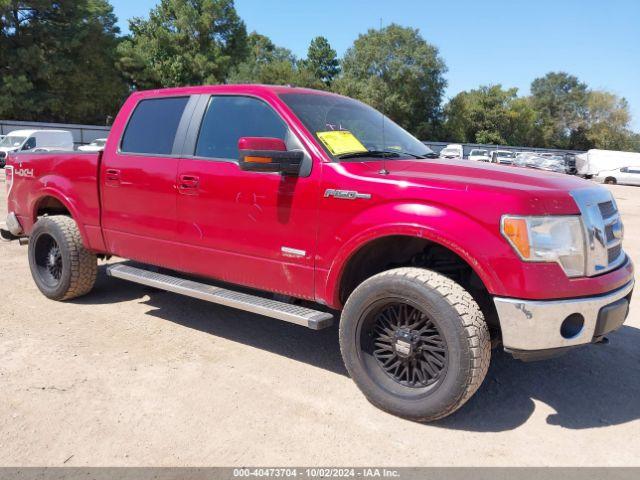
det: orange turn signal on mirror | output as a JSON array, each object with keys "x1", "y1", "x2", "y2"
[
  {"x1": 502, "y1": 217, "x2": 531, "y2": 259},
  {"x1": 244, "y1": 156, "x2": 272, "y2": 164}
]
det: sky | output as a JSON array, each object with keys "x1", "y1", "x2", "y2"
[{"x1": 110, "y1": 0, "x2": 640, "y2": 131}]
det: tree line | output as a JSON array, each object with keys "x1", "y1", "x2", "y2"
[{"x1": 1, "y1": 0, "x2": 638, "y2": 151}]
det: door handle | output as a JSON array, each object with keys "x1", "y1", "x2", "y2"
[
  {"x1": 178, "y1": 174, "x2": 200, "y2": 194},
  {"x1": 105, "y1": 168, "x2": 121, "y2": 184}
]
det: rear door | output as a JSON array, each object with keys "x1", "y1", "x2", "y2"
[
  {"x1": 175, "y1": 95, "x2": 320, "y2": 299},
  {"x1": 101, "y1": 95, "x2": 196, "y2": 266}
]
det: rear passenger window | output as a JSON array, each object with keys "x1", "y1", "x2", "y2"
[
  {"x1": 195, "y1": 96, "x2": 287, "y2": 160},
  {"x1": 121, "y1": 97, "x2": 189, "y2": 155}
]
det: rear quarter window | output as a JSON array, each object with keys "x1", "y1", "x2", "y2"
[{"x1": 121, "y1": 97, "x2": 189, "y2": 155}]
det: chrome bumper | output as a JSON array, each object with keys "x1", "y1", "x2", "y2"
[
  {"x1": 5, "y1": 212, "x2": 23, "y2": 236},
  {"x1": 494, "y1": 279, "x2": 634, "y2": 351}
]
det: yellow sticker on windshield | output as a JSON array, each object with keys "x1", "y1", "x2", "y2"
[{"x1": 316, "y1": 131, "x2": 367, "y2": 156}]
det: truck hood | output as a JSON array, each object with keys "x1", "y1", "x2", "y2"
[{"x1": 338, "y1": 157, "x2": 601, "y2": 215}]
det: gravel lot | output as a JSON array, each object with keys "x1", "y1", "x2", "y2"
[{"x1": 0, "y1": 169, "x2": 638, "y2": 466}]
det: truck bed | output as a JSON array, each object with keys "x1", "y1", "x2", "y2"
[{"x1": 6, "y1": 150, "x2": 104, "y2": 251}]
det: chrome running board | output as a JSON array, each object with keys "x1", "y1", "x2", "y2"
[{"x1": 106, "y1": 264, "x2": 333, "y2": 330}]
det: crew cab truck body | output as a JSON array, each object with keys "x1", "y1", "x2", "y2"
[{"x1": 3, "y1": 85, "x2": 634, "y2": 421}]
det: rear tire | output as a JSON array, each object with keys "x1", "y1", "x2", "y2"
[
  {"x1": 28, "y1": 215, "x2": 97, "y2": 301},
  {"x1": 339, "y1": 267, "x2": 490, "y2": 421}
]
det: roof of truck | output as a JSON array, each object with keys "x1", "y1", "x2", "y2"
[{"x1": 131, "y1": 84, "x2": 339, "y2": 98}]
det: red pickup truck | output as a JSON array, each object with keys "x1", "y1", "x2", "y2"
[{"x1": 2, "y1": 85, "x2": 634, "y2": 421}]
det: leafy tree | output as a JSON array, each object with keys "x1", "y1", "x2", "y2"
[
  {"x1": 333, "y1": 24, "x2": 447, "y2": 138},
  {"x1": 301, "y1": 36, "x2": 339, "y2": 86},
  {"x1": 443, "y1": 85, "x2": 542, "y2": 146},
  {"x1": 227, "y1": 32, "x2": 323, "y2": 88},
  {"x1": 579, "y1": 91, "x2": 637, "y2": 151},
  {"x1": 530, "y1": 72, "x2": 589, "y2": 148},
  {"x1": 117, "y1": 0, "x2": 247, "y2": 89},
  {"x1": 0, "y1": 0, "x2": 128, "y2": 124}
]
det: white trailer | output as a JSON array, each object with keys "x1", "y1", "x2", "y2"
[{"x1": 576, "y1": 149, "x2": 640, "y2": 177}]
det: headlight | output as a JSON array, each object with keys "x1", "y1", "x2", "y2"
[{"x1": 501, "y1": 215, "x2": 586, "y2": 277}]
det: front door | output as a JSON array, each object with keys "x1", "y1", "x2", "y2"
[{"x1": 176, "y1": 95, "x2": 320, "y2": 299}]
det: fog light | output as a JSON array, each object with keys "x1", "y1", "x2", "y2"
[{"x1": 560, "y1": 313, "x2": 585, "y2": 339}]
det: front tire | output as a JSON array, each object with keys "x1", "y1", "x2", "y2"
[
  {"x1": 604, "y1": 177, "x2": 617, "y2": 185},
  {"x1": 339, "y1": 267, "x2": 490, "y2": 421},
  {"x1": 28, "y1": 215, "x2": 97, "y2": 301}
]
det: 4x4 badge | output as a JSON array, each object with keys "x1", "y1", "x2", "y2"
[{"x1": 324, "y1": 189, "x2": 371, "y2": 200}]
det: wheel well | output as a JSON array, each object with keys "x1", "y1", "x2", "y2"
[
  {"x1": 339, "y1": 235, "x2": 500, "y2": 337},
  {"x1": 604, "y1": 177, "x2": 617, "y2": 184},
  {"x1": 35, "y1": 196, "x2": 71, "y2": 218}
]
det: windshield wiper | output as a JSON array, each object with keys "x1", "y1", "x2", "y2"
[
  {"x1": 337, "y1": 150, "x2": 431, "y2": 160},
  {"x1": 337, "y1": 150, "x2": 400, "y2": 160}
]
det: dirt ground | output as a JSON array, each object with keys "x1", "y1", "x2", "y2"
[{"x1": 0, "y1": 169, "x2": 638, "y2": 467}]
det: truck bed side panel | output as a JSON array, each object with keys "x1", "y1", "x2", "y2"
[{"x1": 6, "y1": 151, "x2": 105, "y2": 252}]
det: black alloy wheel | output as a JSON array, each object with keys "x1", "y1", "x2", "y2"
[{"x1": 364, "y1": 301, "x2": 447, "y2": 390}]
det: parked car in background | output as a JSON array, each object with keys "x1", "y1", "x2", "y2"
[
  {"x1": 515, "y1": 154, "x2": 569, "y2": 174},
  {"x1": 594, "y1": 167, "x2": 640, "y2": 186},
  {"x1": 468, "y1": 148, "x2": 490, "y2": 161},
  {"x1": 576, "y1": 149, "x2": 640, "y2": 178},
  {"x1": 439, "y1": 144, "x2": 463, "y2": 159},
  {"x1": 513, "y1": 152, "x2": 540, "y2": 168},
  {"x1": 78, "y1": 138, "x2": 108, "y2": 152},
  {"x1": 564, "y1": 153, "x2": 578, "y2": 175},
  {"x1": 0, "y1": 129, "x2": 73, "y2": 167},
  {"x1": 537, "y1": 157, "x2": 567, "y2": 173},
  {"x1": 490, "y1": 150, "x2": 514, "y2": 165}
]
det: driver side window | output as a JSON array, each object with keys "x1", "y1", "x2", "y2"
[{"x1": 195, "y1": 96, "x2": 287, "y2": 160}]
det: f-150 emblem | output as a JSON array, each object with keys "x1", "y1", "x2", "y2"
[{"x1": 324, "y1": 189, "x2": 371, "y2": 200}]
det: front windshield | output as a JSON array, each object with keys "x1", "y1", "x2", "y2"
[
  {"x1": 497, "y1": 151, "x2": 513, "y2": 157},
  {"x1": 470, "y1": 150, "x2": 487, "y2": 156},
  {"x1": 441, "y1": 149, "x2": 458, "y2": 155},
  {"x1": 0, "y1": 136, "x2": 26, "y2": 148},
  {"x1": 279, "y1": 92, "x2": 434, "y2": 159}
]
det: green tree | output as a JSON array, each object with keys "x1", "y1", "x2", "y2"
[
  {"x1": 117, "y1": 0, "x2": 247, "y2": 89},
  {"x1": 443, "y1": 85, "x2": 542, "y2": 146},
  {"x1": 0, "y1": 0, "x2": 128, "y2": 124},
  {"x1": 301, "y1": 36, "x2": 339, "y2": 86},
  {"x1": 227, "y1": 32, "x2": 323, "y2": 88},
  {"x1": 530, "y1": 72, "x2": 589, "y2": 148},
  {"x1": 333, "y1": 24, "x2": 447, "y2": 139},
  {"x1": 579, "y1": 91, "x2": 638, "y2": 151}
]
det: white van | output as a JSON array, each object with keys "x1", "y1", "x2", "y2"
[
  {"x1": 575, "y1": 149, "x2": 640, "y2": 177},
  {"x1": 0, "y1": 129, "x2": 74, "y2": 157},
  {"x1": 439, "y1": 144, "x2": 464, "y2": 159},
  {"x1": 468, "y1": 148, "x2": 490, "y2": 161}
]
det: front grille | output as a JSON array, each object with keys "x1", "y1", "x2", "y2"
[
  {"x1": 598, "y1": 201, "x2": 616, "y2": 219},
  {"x1": 605, "y1": 223, "x2": 615, "y2": 242},
  {"x1": 608, "y1": 244, "x2": 622, "y2": 263},
  {"x1": 571, "y1": 189, "x2": 625, "y2": 276}
]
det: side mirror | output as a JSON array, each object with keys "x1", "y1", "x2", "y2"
[{"x1": 238, "y1": 137, "x2": 304, "y2": 176}]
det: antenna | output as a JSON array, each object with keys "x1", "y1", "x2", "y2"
[{"x1": 379, "y1": 17, "x2": 389, "y2": 175}]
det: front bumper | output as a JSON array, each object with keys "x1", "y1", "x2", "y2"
[{"x1": 494, "y1": 279, "x2": 634, "y2": 355}]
